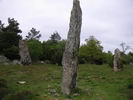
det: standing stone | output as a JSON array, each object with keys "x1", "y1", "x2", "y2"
[
  {"x1": 113, "y1": 48, "x2": 123, "y2": 71},
  {"x1": 62, "y1": 0, "x2": 82, "y2": 95},
  {"x1": 19, "y1": 40, "x2": 32, "y2": 65}
]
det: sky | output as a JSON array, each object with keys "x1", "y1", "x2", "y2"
[{"x1": 0, "y1": 0, "x2": 133, "y2": 52}]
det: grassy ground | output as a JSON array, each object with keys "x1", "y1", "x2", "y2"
[{"x1": 0, "y1": 64, "x2": 133, "y2": 100}]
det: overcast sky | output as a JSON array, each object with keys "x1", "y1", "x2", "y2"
[{"x1": 0, "y1": 0, "x2": 133, "y2": 52}]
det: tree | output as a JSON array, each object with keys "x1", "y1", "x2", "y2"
[
  {"x1": 103, "y1": 51, "x2": 113, "y2": 66},
  {"x1": 41, "y1": 32, "x2": 65, "y2": 65},
  {"x1": 27, "y1": 40, "x2": 43, "y2": 61},
  {"x1": 3, "y1": 18, "x2": 22, "y2": 33},
  {"x1": 26, "y1": 28, "x2": 41, "y2": 40},
  {"x1": 52, "y1": 40, "x2": 66, "y2": 65},
  {"x1": 120, "y1": 42, "x2": 130, "y2": 54},
  {"x1": 121, "y1": 52, "x2": 133, "y2": 65},
  {"x1": 42, "y1": 39, "x2": 66, "y2": 65},
  {"x1": 0, "y1": 20, "x2": 4, "y2": 32},
  {"x1": 79, "y1": 36, "x2": 104, "y2": 64},
  {"x1": 128, "y1": 52, "x2": 133, "y2": 64},
  {"x1": 0, "y1": 18, "x2": 22, "y2": 60},
  {"x1": 3, "y1": 45, "x2": 20, "y2": 60},
  {"x1": 50, "y1": 32, "x2": 61, "y2": 42}
]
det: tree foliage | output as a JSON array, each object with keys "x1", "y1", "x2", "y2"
[
  {"x1": 42, "y1": 39, "x2": 66, "y2": 65},
  {"x1": 0, "y1": 18, "x2": 132, "y2": 65},
  {"x1": 26, "y1": 28, "x2": 41, "y2": 40},
  {"x1": 120, "y1": 42, "x2": 130, "y2": 54},
  {"x1": 50, "y1": 32, "x2": 61, "y2": 42},
  {"x1": 79, "y1": 36, "x2": 104, "y2": 64},
  {"x1": 27, "y1": 40, "x2": 43, "y2": 61},
  {"x1": 103, "y1": 51, "x2": 113, "y2": 67},
  {"x1": 0, "y1": 18, "x2": 22, "y2": 60},
  {"x1": 42, "y1": 33, "x2": 65, "y2": 65}
]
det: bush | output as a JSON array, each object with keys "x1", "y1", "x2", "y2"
[
  {"x1": 78, "y1": 56, "x2": 86, "y2": 64},
  {"x1": 3, "y1": 46, "x2": 19, "y2": 60},
  {"x1": 79, "y1": 36, "x2": 104, "y2": 65},
  {"x1": 27, "y1": 40, "x2": 43, "y2": 62},
  {"x1": 121, "y1": 53, "x2": 133, "y2": 65},
  {"x1": 42, "y1": 40, "x2": 66, "y2": 65}
]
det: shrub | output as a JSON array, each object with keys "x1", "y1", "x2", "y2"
[
  {"x1": 27, "y1": 40, "x2": 43, "y2": 62},
  {"x1": 3, "y1": 46, "x2": 20, "y2": 60},
  {"x1": 79, "y1": 36, "x2": 104, "y2": 65}
]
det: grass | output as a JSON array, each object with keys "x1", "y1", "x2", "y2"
[{"x1": 0, "y1": 64, "x2": 133, "y2": 100}]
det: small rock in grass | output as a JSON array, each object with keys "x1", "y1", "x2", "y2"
[
  {"x1": 12, "y1": 60, "x2": 21, "y2": 65},
  {"x1": 4, "y1": 62, "x2": 9, "y2": 66},
  {"x1": 43, "y1": 94, "x2": 48, "y2": 97},
  {"x1": 40, "y1": 61, "x2": 44, "y2": 64},
  {"x1": 49, "y1": 89, "x2": 56, "y2": 93},
  {"x1": 17, "y1": 81, "x2": 26, "y2": 84},
  {"x1": 48, "y1": 85, "x2": 51, "y2": 88},
  {"x1": 54, "y1": 93, "x2": 60, "y2": 97},
  {"x1": 65, "y1": 99, "x2": 71, "y2": 100},
  {"x1": 85, "y1": 89, "x2": 91, "y2": 95},
  {"x1": 73, "y1": 93, "x2": 80, "y2": 96}
]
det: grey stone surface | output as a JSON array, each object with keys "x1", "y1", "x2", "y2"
[
  {"x1": 19, "y1": 40, "x2": 32, "y2": 66},
  {"x1": 3, "y1": 62, "x2": 9, "y2": 66},
  {"x1": 113, "y1": 48, "x2": 123, "y2": 71},
  {"x1": 0, "y1": 55, "x2": 9, "y2": 63},
  {"x1": 40, "y1": 61, "x2": 44, "y2": 64},
  {"x1": 12, "y1": 60, "x2": 21, "y2": 65},
  {"x1": 17, "y1": 81, "x2": 26, "y2": 84},
  {"x1": 62, "y1": 0, "x2": 82, "y2": 95}
]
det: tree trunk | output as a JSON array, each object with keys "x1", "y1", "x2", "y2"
[{"x1": 61, "y1": 0, "x2": 82, "y2": 95}]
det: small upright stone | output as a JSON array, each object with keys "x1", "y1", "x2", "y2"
[
  {"x1": 62, "y1": 0, "x2": 82, "y2": 95},
  {"x1": 19, "y1": 40, "x2": 32, "y2": 66},
  {"x1": 113, "y1": 48, "x2": 123, "y2": 71}
]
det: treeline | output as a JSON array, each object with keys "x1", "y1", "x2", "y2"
[{"x1": 0, "y1": 18, "x2": 133, "y2": 65}]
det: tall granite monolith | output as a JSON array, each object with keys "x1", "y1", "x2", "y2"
[
  {"x1": 61, "y1": 0, "x2": 82, "y2": 95},
  {"x1": 113, "y1": 48, "x2": 123, "y2": 71},
  {"x1": 19, "y1": 40, "x2": 32, "y2": 66}
]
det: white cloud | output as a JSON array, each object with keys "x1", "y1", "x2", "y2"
[{"x1": 0, "y1": 0, "x2": 133, "y2": 52}]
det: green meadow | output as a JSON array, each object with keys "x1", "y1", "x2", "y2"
[{"x1": 0, "y1": 64, "x2": 133, "y2": 100}]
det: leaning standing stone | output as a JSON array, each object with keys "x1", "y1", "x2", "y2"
[
  {"x1": 62, "y1": 0, "x2": 82, "y2": 95},
  {"x1": 113, "y1": 48, "x2": 123, "y2": 71},
  {"x1": 19, "y1": 40, "x2": 32, "y2": 66}
]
